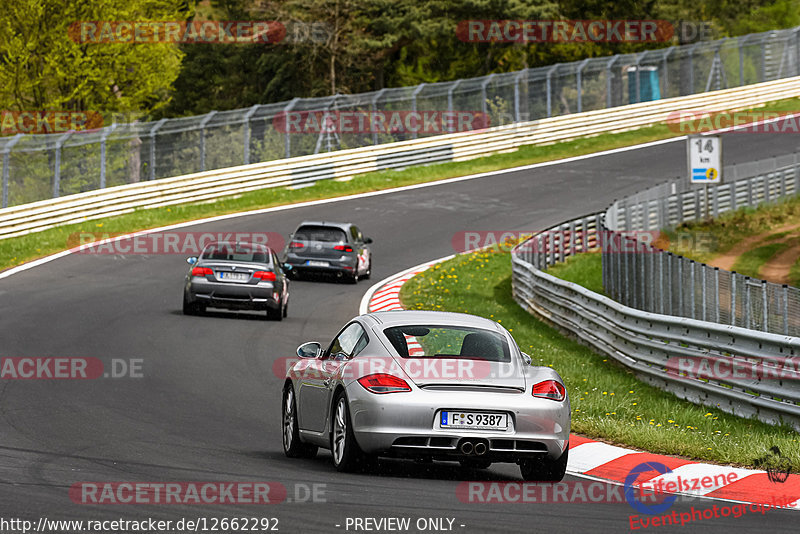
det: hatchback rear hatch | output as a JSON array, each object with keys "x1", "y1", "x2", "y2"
[{"x1": 289, "y1": 225, "x2": 350, "y2": 260}]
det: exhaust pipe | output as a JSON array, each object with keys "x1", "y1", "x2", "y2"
[
  {"x1": 460, "y1": 441, "x2": 474, "y2": 455},
  {"x1": 474, "y1": 441, "x2": 488, "y2": 456}
]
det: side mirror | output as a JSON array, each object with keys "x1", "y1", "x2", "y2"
[
  {"x1": 297, "y1": 342, "x2": 322, "y2": 359},
  {"x1": 283, "y1": 263, "x2": 293, "y2": 273},
  {"x1": 363, "y1": 237, "x2": 373, "y2": 244},
  {"x1": 521, "y1": 352, "x2": 533, "y2": 365},
  {"x1": 186, "y1": 257, "x2": 198, "y2": 265}
]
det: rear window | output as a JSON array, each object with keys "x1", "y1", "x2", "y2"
[
  {"x1": 294, "y1": 225, "x2": 347, "y2": 243},
  {"x1": 383, "y1": 325, "x2": 510, "y2": 362},
  {"x1": 201, "y1": 243, "x2": 272, "y2": 264}
]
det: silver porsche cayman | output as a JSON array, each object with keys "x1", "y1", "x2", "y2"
[{"x1": 281, "y1": 310, "x2": 571, "y2": 480}]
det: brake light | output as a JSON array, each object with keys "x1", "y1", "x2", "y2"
[
  {"x1": 253, "y1": 270, "x2": 277, "y2": 281},
  {"x1": 357, "y1": 374, "x2": 411, "y2": 394},
  {"x1": 191, "y1": 266, "x2": 213, "y2": 277},
  {"x1": 289, "y1": 241, "x2": 305, "y2": 249},
  {"x1": 532, "y1": 380, "x2": 566, "y2": 401},
  {"x1": 333, "y1": 244, "x2": 353, "y2": 252}
]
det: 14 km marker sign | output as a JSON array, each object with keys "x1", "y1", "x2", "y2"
[{"x1": 688, "y1": 135, "x2": 722, "y2": 183}]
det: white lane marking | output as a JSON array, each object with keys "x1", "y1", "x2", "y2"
[{"x1": 2, "y1": 137, "x2": 684, "y2": 282}]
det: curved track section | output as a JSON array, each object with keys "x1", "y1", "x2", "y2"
[{"x1": 2, "y1": 134, "x2": 799, "y2": 533}]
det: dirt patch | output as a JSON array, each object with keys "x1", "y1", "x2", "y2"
[
  {"x1": 760, "y1": 237, "x2": 800, "y2": 284},
  {"x1": 707, "y1": 222, "x2": 800, "y2": 271}
]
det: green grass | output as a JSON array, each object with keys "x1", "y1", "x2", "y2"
[
  {"x1": 545, "y1": 252, "x2": 604, "y2": 294},
  {"x1": 731, "y1": 242, "x2": 792, "y2": 279},
  {"x1": 4, "y1": 97, "x2": 800, "y2": 273},
  {"x1": 665, "y1": 194, "x2": 800, "y2": 265},
  {"x1": 399, "y1": 250, "x2": 800, "y2": 468}
]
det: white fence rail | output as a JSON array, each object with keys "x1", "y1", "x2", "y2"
[{"x1": 3, "y1": 76, "x2": 800, "y2": 240}]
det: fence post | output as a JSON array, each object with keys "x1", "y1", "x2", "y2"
[
  {"x1": 762, "y1": 280, "x2": 769, "y2": 332},
  {"x1": 283, "y1": 97, "x2": 300, "y2": 158},
  {"x1": 148, "y1": 119, "x2": 167, "y2": 181},
  {"x1": 606, "y1": 56, "x2": 619, "y2": 108},
  {"x1": 731, "y1": 272, "x2": 738, "y2": 326},
  {"x1": 738, "y1": 35, "x2": 747, "y2": 85},
  {"x1": 52, "y1": 131, "x2": 73, "y2": 198},
  {"x1": 243, "y1": 104, "x2": 260, "y2": 164},
  {"x1": 576, "y1": 58, "x2": 590, "y2": 113},
  {"x1": 546, "y1": 64, "x2": 560, "y2": 117},
  {"x1": 688, "y1": 42, "x2": 700, "y2": 93},
  {"x1": 745, "y1": 277, "x2": 752, "y2": 329},
  {"x1": 784, "y1": 284, "x2": 790, "y2": 335},
  {"x1": 715, "y1": 267, "x2": 720, "y2": 323},
  {"x1": 199, "y1": 110, "x2": 217, "y2": 171},
  {"x1": 661, "y1": 47, "x2": 674, "y2": 97},
  {"x1": 481, "y1": 74, "x2": 495, "y2": 121},
  {"x1": 411, "y1": 83, "x2": 426, "y2": 139},
  {"x1": 689, "y1": 261, "x2": 696, "y2": 319},
  {"x1": 2, "y1": 134, "x2": 22, "y2": 208},
  {"x1": 99, "y1": 122, "x2": 119, "y2": 189},
  {"x1": 701, "y1": 263, "x2": 707, "y2": 321},
  {"x1": 514, "y1": 70, "x2": 527, "y2": 123},
  {"x1": 677, "y1": 259, "x2": 683, "y2": 316}
]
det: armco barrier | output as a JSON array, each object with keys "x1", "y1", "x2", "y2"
[
  {"x1": 511, "y1": 169, "x2": 800, "y2": 430},
  {"x1": 3, "y1": 76, "x2": 800, "y2": 240}
]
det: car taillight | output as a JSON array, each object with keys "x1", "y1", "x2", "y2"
[
  {"x1": 253, "y1": 270, "x2": 277, "y2": 281},
  {"x1": 289, "y1": 241, "x2": 305, "y2": 249},
  {"x1": 532, "y1": 380, "x2": 566, "y2": 401},
  {"x1": 333, "y1": 244, "x2": 353, "y2": 252},
  {"x1": 357, "y1": 374, "x2": 411, "y2": 394},
  {"x1": 191, "y1": 267, "x2": 213, "y2": 277}
]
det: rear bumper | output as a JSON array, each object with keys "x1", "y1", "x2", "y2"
[
  {"x1": 185, "y1": 278, "x2": 281, "y2": 310},
  {"x1": 285, "y1": 255, "x2": 356, "y2": 275},
  {"x1": 344, "y1": 383, "x2": 570, "y2": 462}
]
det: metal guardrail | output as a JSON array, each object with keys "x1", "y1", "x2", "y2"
[
  {"x1": 511, "y1": 161, "x2": 800, "y2": 430},
  {"x1": 1, "y1": 26, "x2": 799, "y2": 208},
  {"x1": 3, "y1": 77, "x2": 800, "y2": 240},
  {"x1": 602, "y1": 154, "x2": 800, "y2": 336}
]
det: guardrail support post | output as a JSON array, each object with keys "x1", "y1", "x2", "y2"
[
  {"x1": 411, "y1": 83, "x2": 426, "y2": 139},
  {"x1": 2, "y1": 134, "x2": 22, "y2": 208},
  {"x1": 199, "y1": 111, "x2": 217, "y2": 171},
  {"x1": 99, "y1": 123, "x2": 119, "y2": 189},
  {"x1": 52, "y1": 131, "x2": 73, "y2": 198},
  {"x1": 546, "y1": 64, "x2": 559, "y2": 118},
  {"x1": 148, "y1": 119, "x2": 167, "y2": 181},
  {"x1": 243, "y1": 104, "x2": 260, "y2": 165},
  {"x1": 576, "y1": 58, "x2": 590, "y2": 113},
  {"x1": 283, "y1": 98, "x2": 300, "y2": 158}
]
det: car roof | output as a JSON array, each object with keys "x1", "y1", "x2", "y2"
[
  {"x1": 362, "y1": 310, "x2": 503, "y2": 332},
  {"x1": 294, "y1": 221, "x2": 353, "y2": 231}
]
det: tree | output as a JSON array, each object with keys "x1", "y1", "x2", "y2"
[{"x1": 0, "y1": 0, "x2": 187, "y2": 118}]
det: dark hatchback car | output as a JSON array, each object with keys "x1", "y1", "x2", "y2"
[
  {"x1": 282, "y1": 221, "x2": 372, "y2": 283},
  {"x1": 183, "y1": 241, "x2": 289, "y2": 320}
]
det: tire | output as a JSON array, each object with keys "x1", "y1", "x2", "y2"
[
  {"x1": 363, "y1": 258, "x2": 371, "y2": 280},
  {"x1": 282, "y1": 300, "x2": 288, "y2": 318},
  {"x1": 346, "y1": 270, "x2": 358, "y2": 284},
  {"x1": 519, "y1": 445, "x2": 569, "y2": 481},
  {"x1": 330, "y1": 391, "x2": 365, "y2": 472},
  {"x1": 282, "y1": 385, "x2": 317, "y2": 459},
  {"x1": 266, "y1": 302, "x2": 283, "y2": 321},
  {"x1": 459, "y1": 458, "x2": 492, "y2": 470},
  {"x1": 182, "y1": 293, "x2": 203, "y2": 315}
]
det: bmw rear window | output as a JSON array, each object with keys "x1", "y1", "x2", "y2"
[
  {"x1": 294, "y1": 225, "x2": 347, "y2": 243},
  {"x1": 383, "y1": 325, "x2": 510, "y2": 362},
  {"x1": 201, "y1": 243, "x2": 272, "y2": 264}
]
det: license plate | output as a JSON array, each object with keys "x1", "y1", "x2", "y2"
[
  {"x1": 306, "y1": 260, "x2": 329, "y2": 267},
  {"x1": 440, "y1": 411, "x2": 508, "y2": 429},
  {"x1": 219, "y1": 272, "x2": 249, "y2": 282}
]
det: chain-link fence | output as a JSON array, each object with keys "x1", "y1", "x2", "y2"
[
  {"x1": 2, "y1": 26, "x2": 800, "y2": 209},
  {"x1": 601, "y1": 154, "x2": 800, "y2": 336}
]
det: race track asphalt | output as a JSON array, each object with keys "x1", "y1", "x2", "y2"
[{"x1": 1, "y1": 133, "x2": 798, "y2": 533}]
